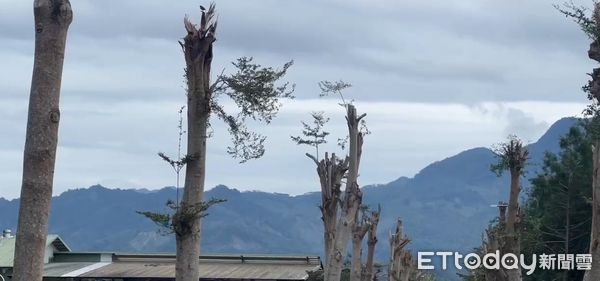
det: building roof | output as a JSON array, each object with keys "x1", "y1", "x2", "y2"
[
  {"x1": 0, "y1": 235, "x2": 320, "y2": 280},
  {"x1": 36, "y1": 254, "x2": 321, "y2": 280},
  {"x1": 0, "y1": 234, "x2": 70, "y2": 267}
]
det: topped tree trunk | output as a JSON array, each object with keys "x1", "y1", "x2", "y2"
[
  {"x1": 307, "y1": 151, "x2": 348, "y2": 278},
  {"x1": 12, "y1": 1, "x2": 72, "y2": 281},
  {"x1": 171, "y1": 4, "x2": 293, "y2": 281},
  {"x1": 362, "y1": 209, "x2": 380, "y2": 281},
  {"x1": 325, "y1": 104, "x2": 366, "y2": 281},
  {"x1": 175, "y1": 4, "x2": 217, "y2": 281},
  {"x1": 491, "y1": 136, "x2": 527, "y2": 281}
]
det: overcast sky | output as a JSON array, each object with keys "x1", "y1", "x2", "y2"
[{"x1": 0, "y1": 0, "x2": 595, "y2": 199}]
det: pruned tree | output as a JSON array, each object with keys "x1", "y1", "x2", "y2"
[
  {"x1": 325, "y1": 104, "x2": 366, "y2": 281},
  {"x1": 293, "y1": 110, "x2": 347, "y2": 274},
  {"x1": 490, "y1": 135, "x2": 528, "y2": 281},
  {"x1": 389, "y1": 219, "x2": 411, "y2": 281},
  {"x1": 362, "y1": 208, "x2": 381, "y2": 281},
  {"x1": 294, "y1": 81, "x2": 379, "y2": 281},
  {"x1": 12, "y1": 1, "x2": 72, "y2": 281},
  {"x1": 556, "y1": 2, "x2": 600, "y2": 280},
  {"x1": 137, "y1": 4, "x2": 295, "y2": 281},
  {"x1": 350, "y1": 206, "x2": 381, "y2": 281}
]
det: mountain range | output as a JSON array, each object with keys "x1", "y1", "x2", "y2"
[{"x1": 0, "y1": 117, "x2": 578, "y2": 280}]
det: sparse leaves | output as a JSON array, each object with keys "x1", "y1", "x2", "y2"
[
  {"x1": 555, "y1": 1, "x2": 600, "y2": 41},
  {"x1": 291, "y1": 111, "x2": 330, "y2": 159},
  {"x1": 319, "y1": 80, "x2": 352, "y2": 106}
]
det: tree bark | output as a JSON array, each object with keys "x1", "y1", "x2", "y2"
[
  {"x1": 175, "y1": 7, "x2": 216, "y2": 281},
  {"x1": 389, "y1": 219, "x2": 410, "y2": 281},
  {"x1": 308, "y1": 152, "x2": 348, "y2": 278},
  {"x1": 362, "y1": 210, "x2": 379, "y2": 281},
  {"x1": 325, "y1": 105, "x2": 365, "y2": 281},
  {"x1": 504, "y1": 170, "x2": 522, "y2": 281},
  {"x1": 351, "y1": 235, "x2": 364, "y2": 281},
  {"x1": 12, "y1": 1, "x2": 72, "y2": 281},
  {"x1": 350, "y1": 218, "x2": 369, "y2": 281},
  {"x1": 584, "y1": 4, "x2": 600, "y2": 279},
  {"x1": 483, "y1": 224, "x2": 503, "y2": 281},
  {"x1": 584, "y1": 140, "x2": 600, "y2": 281}
]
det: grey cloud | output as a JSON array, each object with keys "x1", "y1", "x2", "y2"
[{"x1": 1, "y1": 0, "x2": 596, "y2": 103}]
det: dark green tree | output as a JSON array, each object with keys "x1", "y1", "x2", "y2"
[{"x1": 522, "y1": 124, "x2": 592, "y2": 281}]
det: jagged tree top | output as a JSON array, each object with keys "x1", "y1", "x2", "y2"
[{"x1": 182, "y1": 3, "x2": 295, "y2": 163}]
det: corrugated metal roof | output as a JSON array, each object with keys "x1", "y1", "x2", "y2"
[
  {"x1": 43, "y1": 262, "x2": 97, "y2": 277},
  {"x1": 80, "y1": 259, "x2": 320, "y2": 280}
]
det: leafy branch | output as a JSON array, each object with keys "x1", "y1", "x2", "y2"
[
  {"x1": 137, "y1": 198, "x2": 226, "y2": 236},
  {"x1": 291, "y1": 111, "x2": 330, "y2": 160},
  {"x1": 211, "y1": 57, "x2": 295, "y2": 162}
]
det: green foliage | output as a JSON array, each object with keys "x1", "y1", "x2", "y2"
[
  {"x1": 490, "y1": 135, "x2": 529, "y2": 177},
  {"x1": 555, "y1": 1, "x2": 600, "y2": 41},
  {"x1": 311, "y1": 80, "x2": 370, "y2": 151},
  {"x1": 521, "y1": 125, "x2": 592, "y2": 281},
  {"x1": 211, "y1": 57, "x2": 295, "y2": 163},
  {"x1": 290, "y1": 111, "x2": 330, "y2": 159},
  {"x1": 137, "y1": 198, "x2": 226, "y2": 236},
  {"x1": 306, "y1": 268, "x2": 350, "y2": 281},
  {"x1": 555, "y1": 2, "x2": 600, "y2": 127},
  {"x1": 318, "y1": 80, "x2": 352, "y2": 105}
]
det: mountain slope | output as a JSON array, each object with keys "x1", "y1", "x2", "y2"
[{"x1": 0, "y1": 117, "x2": 579, "y2": 279}]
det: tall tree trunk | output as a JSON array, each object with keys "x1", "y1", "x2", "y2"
[
  {"x1": 325, "y1": 105, "x2": 365, "y2": 281},
  {"x1": 175, "y1": 7, "x2": 216, "y2": 281},
  {"x1": 584, "y1": 140, "x2": 600, "y2": 281},
  {"x1": 504, "y1": 170, "x2": 522, "y2": 281},
  {"x1": 12, "y1": 1, "x2": 72, "y2": 281}
]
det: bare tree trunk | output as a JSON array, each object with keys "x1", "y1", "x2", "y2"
[
  {"x1": 483, "y1": 226, "x2": 503, "y2": 281},
  {"x1": 399, "y1": 252, "x2": 414, "y2": 281},
  {"x1": 362, "y1": 211, "x2": 380, "y2": 281},
  {"x1": 12, "y1": 1, "x2": 72, "y2": 281},
  {"x1": 351, "y1": 216, "x2": 369, "y2": 281},
  {"x1": 175, "y1": 6, "x2": 216, "y2": 281},
  {"x1": 504, "y1": 170, "x2": 522, "y2": 281},
  {"x1": 584, "y1": 140, "x2": 600, "y2": 281},
  {"x1": 351, "y1": 234, "x2": 364, "y2": 281},
  {"x1": 325, "y1": 105, "x2": 365, "y2": 281},
  {"x1": 389, "y1": 219, "x2": 410, "y2": 281},
  {"x1": 307, "y1": 152, "x2": 348, "y2": 278}
]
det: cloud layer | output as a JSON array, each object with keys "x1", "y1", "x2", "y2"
[{"x1": 0, "y1": 0, "x2": 594, "y2": 198}]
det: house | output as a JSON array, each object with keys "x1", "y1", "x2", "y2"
[{"x1": 0, "y1": 230, "x2": 321, "y2": 281}]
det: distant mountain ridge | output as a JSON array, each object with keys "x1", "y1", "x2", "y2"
[{"x1": 0, "y1": 117, "x2": 579, "y2": 280}]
